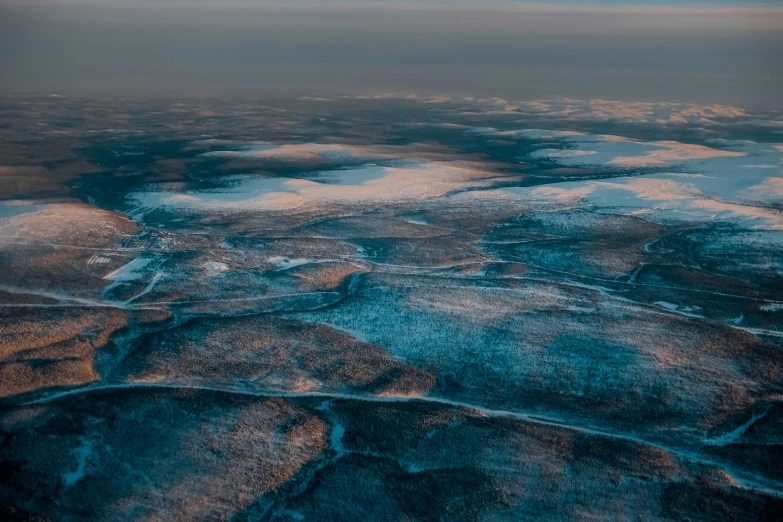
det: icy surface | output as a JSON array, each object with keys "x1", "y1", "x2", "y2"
[{"x1": 1, "y1": 95, "x2": 782, "y2": 522}]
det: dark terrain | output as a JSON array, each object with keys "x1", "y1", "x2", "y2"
[{"x1": 1, "y1": 94, "x2": 782, "y2": 521}]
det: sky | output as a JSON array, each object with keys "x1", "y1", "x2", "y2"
[{"x1": 1, "y1": 1, "x2": 781, "y2": 105}]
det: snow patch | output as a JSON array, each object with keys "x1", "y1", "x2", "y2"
[
  {"x1": 103, "y1": 258, "x2": 152, "y2": 281},
  {"x1": 62, "y1": 437, "x2": 94, "y2": 487},
  {"x1": 705, "y1": 410, "x2": 768, "y2": 447},
  {"x1": 267, "y1": 256, "x2": 314, "y2": 270},
  {"x1": 130, "y1": 162, "x2": 498, "y2": 214},
  {"x1": 203, "y1": 261, "x2": 229, "y2": 276},
  {"x1": 87, "y1": 255, "x2": 112, "y2": 265},
  {"x1": 0, "y1": 201, "x2": 41, "y2": 219}
]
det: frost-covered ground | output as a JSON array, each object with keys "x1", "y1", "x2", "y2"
[{"x1": 1, "y1": 95, "x2": 782, "y2": 521}]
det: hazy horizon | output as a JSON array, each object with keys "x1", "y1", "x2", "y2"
[{"x1": 2, "y1": 0, "x2": 781, "y2": 106}]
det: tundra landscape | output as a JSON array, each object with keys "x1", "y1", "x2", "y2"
[{"x1": 0, "y1": 94, "x2": 782, "y2": 520}]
